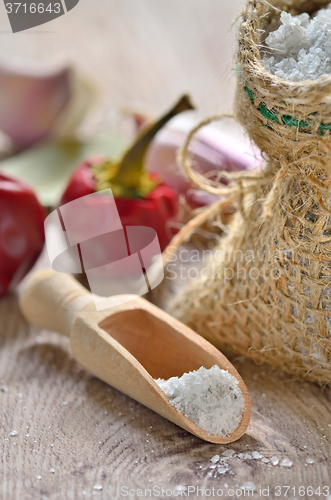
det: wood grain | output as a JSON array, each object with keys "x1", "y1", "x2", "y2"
[{"x1": 0, "y1": 293, "x2": 330, "y2": 499}]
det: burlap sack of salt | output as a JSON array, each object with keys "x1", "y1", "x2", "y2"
[{"x1": 168, "y1": 0, "x2": 331, "y2": 386}]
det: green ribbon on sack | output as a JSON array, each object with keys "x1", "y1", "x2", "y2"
[{"x1": 244, "y1": 83, "x2": 331, "y2": 134}]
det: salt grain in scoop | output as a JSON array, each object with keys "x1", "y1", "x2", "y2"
[{"x1": 155, "y1": 365, "x2": 245, "y2": 437}]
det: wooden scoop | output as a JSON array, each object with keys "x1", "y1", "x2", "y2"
[{"x1": 19, "y1": 269, "x2": 251, "y2": 444}]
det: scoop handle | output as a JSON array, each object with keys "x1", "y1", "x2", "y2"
[{"x1": 19, "y1": 269, "x2": 94, "y2": 337}]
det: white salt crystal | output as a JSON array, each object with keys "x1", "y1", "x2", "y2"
[
  {"x1": 210, "y1": 454, "x2": 220, "y2": 463},
  {"x1": 270, "y1": 456, "x2": 279, "y2": 465},
  {"x1": 9, "y1": 430, "x2": 18, "y2": 437},
  {"x1": 222, "y1": 449, "x2": 235, "y2": 458},
  {"x1": 237, "y1": 452, "x2": 253, "y2": 459},
  {"x1": 93, "y1": 484, "x2": 103, "y2": 491},
  {"x1": 262, "y1": 457, "x2": 270, "y2": 463},
  {"x1": 263, "y1": 4, "x2": 331, "y2": 81},
  {"x1": 306, "y1": 457, "x2": 314, "y2": 464},
  {"x1": 280, "y1": 458, "x2": 293, "y2": 467},
  {"x1": 252, "y1": 451, "x2": 263, "y2": 459},
  {"x1": 155, "y1": 365, "x2": 245, "y2": 437}
]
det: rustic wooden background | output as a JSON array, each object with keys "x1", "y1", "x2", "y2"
[
  {"x1": 0, "y1": 1, "x2": 331, "y2": 499},
  {"x1": 0, "y1": 0, "x2": 242, "y2": 115}
]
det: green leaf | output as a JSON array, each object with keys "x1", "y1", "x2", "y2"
[{"x1": 0, "y1": 133, "x2": 129, "y2": 207}]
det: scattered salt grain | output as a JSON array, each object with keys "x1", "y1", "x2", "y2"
[
  {"x1": 306, "y1": 458, "x2": 314, "y2": 464},
  {"x1": 174, "y1": 486, "x2": 186, "y2": 495},
  {"x1": 270, "y1": 456, "x2": 279, "y2": 465},
  {"x1": 252, "y1": 451, "x2": 263, "y2": 459},
  {"x1": 93, "y1": 484, "x2": 103, "y2": 491},
  {"x1": 237, "y1": 452, "x2": 253, "y2": 460},
  {"x1": 262, "y1": 458, "x2": 270, "y2": 463},
  {"x1": 49, "y1": 468, "x2": 55, "y2": 473},
  {"x1": 263, "y1": 5, "x2": 331, "y2": 81},
  {"x1": 210, "y1": 454, "x2": 220, "y2": 464},
  {"x1": 155, "y1": 365, "x2": 245, "y2": 437},
  {"x1": 9, "y1": 430, "x2": 18, "y2": 436},
  {"x1": 222, "y1": 449, "x2": 235, "y2": 458},
  {"x1": 280, "y1": 458, "x2": 293, "y2": 467}
]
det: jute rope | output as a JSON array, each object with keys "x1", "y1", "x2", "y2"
[{"x1": 166, "y1": 0, "x2": 331, "y2": 386}]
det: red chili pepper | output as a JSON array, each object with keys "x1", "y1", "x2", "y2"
[
  {"x1": 0, "y1": 172, "x2": 46, "y2": 298},
  {"x1": 60, "y1": 95, "x2": 194, "y2": 251}
]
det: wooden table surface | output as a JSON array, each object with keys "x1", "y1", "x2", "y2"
[{"x1": 0, "y1": 1, "x2": 331, "y2": 499}]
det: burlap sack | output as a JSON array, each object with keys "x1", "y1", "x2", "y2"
[{"x1": 169, "y1": 0, "x2": 331, "y2": 386}]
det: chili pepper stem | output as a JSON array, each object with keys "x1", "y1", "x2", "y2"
[{"x1": 94, "y1": 95, "x2": 195, "y2": 198}]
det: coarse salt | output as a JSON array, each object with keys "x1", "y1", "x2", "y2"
[
  {"x1": 280, "y1": 458, "x2": 293, "y2": 467},
  {"x1": 263, "y1": 5, "x2": 331, "y2": 81},
  {"x1": 222, "y1": 449, "x2": 235, "y2": 458},
  {"x1": 155, "y1": 365, "x2": 245, "y2": 437}
]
